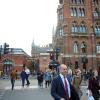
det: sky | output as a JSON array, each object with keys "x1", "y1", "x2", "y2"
[{"x1": 0, "y1": 0, "x2": 59, "y2": 56}]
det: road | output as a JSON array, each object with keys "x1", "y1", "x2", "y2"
[
  {"x1": 1, "y1": 87, "x2": 52, "y2": 100},
  {"x1": 0, "y1": 78, "x2": 89, "y2": 100}
]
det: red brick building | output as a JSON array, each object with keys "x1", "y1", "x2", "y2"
[
  {"x1": 39, "y1": 53, "x2": 50, "y2": 71},
  {"x1": 0, "y1": 48, "x2": 30, "y2": 75},
  {"x1": 53, "y1": 0, "x2": 100, "y2": 71}
]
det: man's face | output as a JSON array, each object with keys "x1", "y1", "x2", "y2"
[{"x1": 60, "y1": 64, "x2": 68, "y2": 76}]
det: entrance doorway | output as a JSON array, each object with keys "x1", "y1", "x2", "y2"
[{"x1": 3, "y1": 59, "x2": 13, "y2": 76}]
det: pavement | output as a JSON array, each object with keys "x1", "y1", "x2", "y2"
[
  {"x1": 0, "y1": 76, "x2": 38, "y2": 89},
  {"x1": 0, "y1": 77, "x2": 89, "y2": 100}
]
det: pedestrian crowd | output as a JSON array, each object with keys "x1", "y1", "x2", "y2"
[
  {"x1": 9, "y1": 66, "x2": 58, "y2": 90},
  {"x1": 37, "y1": 68, "x2": 58, "y2": 88},
  {"x1": 10, "y1": 66, "x2": 30, "y2": 90},
  {"x1": 50, "y1": 64, "x2": 100, "y2": 100},
  {"x1": 1, "y1": 63, "x2": 100, "y2": 100}
]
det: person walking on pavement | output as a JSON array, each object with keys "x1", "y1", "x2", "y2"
[
  {"x1": 20, "y1": 68, "x2": 26, "y2": 87},
  {"x1": 51, "y1": 64, "x2": 80, "y2": 100},
  {"x1": 10, "y1": 68, "x2": 17, "y2": 90},
  {"x1": 25, "y1": 66, "x2": 30, "y2": 86},
  {"x1": 51, "y1": 68, "x2": 58, "y2": 80},
  {"x1": 72, "y1": 68, "x2": 82, "y2": 98},
  {"x1": 44, "y1": 69, "x2": 52, "y2": 88},
  {"x1": 67, "y1": 67, "x2": 73, "y2": 83},
  {"x1": 37, "y1": 70, "x2": 44, "y2": 87},
  {"x1": 88, "y1": 70, "x2": 100, "y2": 100}
]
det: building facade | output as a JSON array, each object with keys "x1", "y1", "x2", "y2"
[
  {"x1": 39, "y1": 53, "x2": 50, "y2": 71},
  {"x1": 53, "y1": 0, "x2": 100, "y2": 70},
  {"x1": 0, "y1": 48, "x2": 30, "y2": 75},
  {"x1": 31, "y1": 40, "x2": 53, "y2": 71}
]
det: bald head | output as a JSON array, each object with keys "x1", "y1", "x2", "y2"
[
  {"x1": 60, "y1": 64, "x2": 67, "y2": 69},
  {"x1": 59, "y1": 64, "x2": 68, "y2": 76}
]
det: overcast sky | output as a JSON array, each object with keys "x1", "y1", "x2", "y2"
[{"x1": 0, "y1": 0, "x2": 59, "y2": 55}]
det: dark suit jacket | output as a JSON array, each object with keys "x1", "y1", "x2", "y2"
[
  {"x1": 88, "y1": 77, "x2": 100, "y2": 99},
  {"x1": 51, "y1": 75, "x2": 80, "y2": 100}
]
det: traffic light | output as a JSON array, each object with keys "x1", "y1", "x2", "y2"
[
  {"x1": 4, "y1": 43, "x2": 9, "y2": 54},
  {"x1": 55, "y1": 48, "x2": 60, "y2": 60}
]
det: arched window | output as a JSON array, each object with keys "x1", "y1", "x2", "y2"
[
  {"x1": 95, "y1": 26, "x2": 98, "y2": 33},
  {"x1": 81, "y1": 8, "x2": 85, "y2": 17},
  {"x1": 59, "y1": 27, "x2": 64, "y2": 36},
  {"x1": 71, "y1": 7, "x2": 77, "y2": 16},
  {"x1": 96, "y1": 42, "x2": 100, "y2": 53},
  {"x1": 78, "y1": 8, "x2": 81, "y2": 17},
  {"x1": 92, "y1": 0, "x2": 98, "y2": 4},
  {"x1": 74, "y1": 8, "x2": 77, "y2": 16},
  {"x1": 94, "y1": 23, "x2": 100, "y2": 35},
  {"x1": 71, "y1": 8, "x2": 74, "y2": 16},
  {"x1": 79, "y1": 8, "x2": 85, "y2": 17},
  {"x1": 73, "y1": 42, "x2": 79, "y2": 53},
  {"x1": 78, "y1": 0, "x2": 84, "y2": 4},
  {"x1": 79, "y1": 23, "x2": 86, "y2": 33},
  {"x1": 81, "y1": 42, "x2": 87, "y2": 53},
  {"x1": 57, "y1": 27, "x2": 64, "y2": 37},
  {"x1": 93, "y1": 8, "x2": 99, "y2": 17},
  {"x1": 71, "y1": 21, "x2": 78, "y2": 33}
]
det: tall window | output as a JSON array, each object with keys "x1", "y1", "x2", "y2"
[
  {"x1": 74, "y1": 8, "x2": 77, "y2": 16},
  {"x1": 93, "y1": 8, "x2": 99, "y2": 17},
  {"x1": 94, "y1": 23, "x2": 100, "y2": 35},
  {"x1": 71, "y1": 8, "x2": 74, "y2": 16},
  {"x1": 79, "y1": 8, "x2": 85, "y2": 17},
  {"x1": 73, "y1": 42, "x2": 79, "y2": 53},
  {"x1": 71, "y1": 7, "x2": 77, "y2": 16},
  {"x1": 58, "y1": 8, "x2": 63, "y2": 20},
  {"x1": 71, "y1": 21, "x2": 78, "y2": 33},
  {"x1": 79, "y1": 8, "x2": 82, "y2": 16},
  {"x1": 81, "y1": 8, "x2": 85, "y2": 16},
  {"x1": 96, "y1": 43, "x2": 100, "y2": 53},
  {"x1": 59, "y1": 27, "x2": 64, "y2": 36},
  {"x1": 79, "y1": 23, "x2": 86, "y2": 33},
  {"x1": 81, "y1": 42, "x2": 87, "y2": 53}
]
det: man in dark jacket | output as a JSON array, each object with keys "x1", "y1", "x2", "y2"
[
  {"x1": 51, "y1": 64, "x2": 80, "y2": 100},
  {"x1": 21, "y1": 69, "x2": 26, "y2": 87}
]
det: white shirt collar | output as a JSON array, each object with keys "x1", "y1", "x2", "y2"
[{"x1": 59, "y1": 73, "x2": 71, "y2": 98}]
